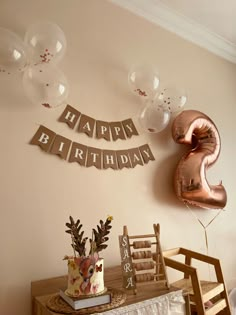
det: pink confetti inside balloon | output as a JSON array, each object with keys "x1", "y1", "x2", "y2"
[
  {"x1": 22, "y1": 63, "x2": 69, "y2": 108},
  {"x1": 24, "y1": 21, "x2": 67, "y2": 65}
]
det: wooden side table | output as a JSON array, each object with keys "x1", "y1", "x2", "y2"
[{"x1": 31, "y1": 265, "x2": 189, "y2": 315}]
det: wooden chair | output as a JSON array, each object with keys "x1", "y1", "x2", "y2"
[{"x1": 163, "y1": 247, "x2": 231, "y2": 315}]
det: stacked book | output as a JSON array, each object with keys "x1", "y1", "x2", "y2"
[{"x1": 59, "y1": 288, "x2": 111, "y2": 310}]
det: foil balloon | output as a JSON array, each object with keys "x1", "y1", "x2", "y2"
[
  {"x1": 24, "y1": 21, "x2": 67, "y2": 65},
  {"x1": 22, "y1": 63, "x2": 69, "y2": 108},
  {"x1": 172, "y1": 109, "x2": 227, "y2": 209},
  {"x1": 0, "y1": 27, "x2": 28, "y2": 74},
  {"x1": 128, "y1": 64, "x2": 160, "y2": 101}
]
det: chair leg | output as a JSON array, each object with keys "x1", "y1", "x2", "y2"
[{"x1": 191, "y1": 271, "x2": 206, "y2": 315}]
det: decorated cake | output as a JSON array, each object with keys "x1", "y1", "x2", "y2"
[{"x1": 64, "y1": 215, "x2": 113, "y2": 297}]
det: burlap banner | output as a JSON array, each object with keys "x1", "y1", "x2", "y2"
[
  {"x1": 30, "y1": 125, "x2": 155, "y2": 170},
  {"x1": 58, "y1": 105, "x2": 139, "y2": 141}
]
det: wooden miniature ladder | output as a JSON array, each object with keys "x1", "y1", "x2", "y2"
[{"x1": 121, "y1": 224, "x2": 169, "y2": 294}]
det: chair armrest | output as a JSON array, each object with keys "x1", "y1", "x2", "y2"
[
  {"x1": 164, "y1": 257, "x2": 196, "y2": 275},
  {"x1": 179, "y1": 248, "x2": 220, "y2": 266}
]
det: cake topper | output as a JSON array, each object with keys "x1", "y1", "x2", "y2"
[{"x1": 64, "y1": 215, "x2": 113, "y2": 258}]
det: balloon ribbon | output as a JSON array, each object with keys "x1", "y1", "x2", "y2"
[{"x1": 184, "y1": 202, "x2": 223, "y2": 256}]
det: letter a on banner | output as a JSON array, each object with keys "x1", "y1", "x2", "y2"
[
  {"x1": 30, "y1": 125, "x2": 56, "y2": 152},
  {"x1": 78, "y1": 114, "x2": 95, "y2": 137},
  {"x1": 129, "y1": 148, "x2": 143, "y2": 168}
]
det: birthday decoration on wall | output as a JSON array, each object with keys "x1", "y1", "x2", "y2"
[
  {"x1": 59, "y1": 105, "x2": 139, "y2": 141},
  {"x1": 0, "y1": 22, "x2": 69, "y2": 108},
  {"x1": 172, "y1": 109, "x2": 227, "y2": 209},
  {"x1": 1, "y1": 22, "x2": 188, "y2": 135},
  {"x1": 30, "y1": 125, "x2": 155, "y2": 170},
  {"x1": 128, "y1": 64, "x2": 187, "y2": 134}
]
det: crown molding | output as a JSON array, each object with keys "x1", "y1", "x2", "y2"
[{"x1": 109, "y1": 0, "x2": 236, "y2": 64}]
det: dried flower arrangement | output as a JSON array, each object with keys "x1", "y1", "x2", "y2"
[{"x1": 64, "y1": 215, "x2": 113, "y2": 258}]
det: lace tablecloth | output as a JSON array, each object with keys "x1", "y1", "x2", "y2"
[{"x1": 95, "y1": 290, "x2": 186, "y2": 315}]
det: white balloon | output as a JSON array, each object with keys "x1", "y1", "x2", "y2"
[
  {"x1": 128, "y1": 64, "x2": 160, "y2": 101},
  {"x1": 22, "y1": 63, "x2": 69, "y2": 108},
  {"x1": 157, "y1": 87, "x2": 187, "y2": 113},
  {"x1": 0, "y1": 27, "x2": 28, "y2": 75},
  {"x1": 24, "y1": 21, "x2": 67, "y2": 65},
  {"x1": 138, "y1": 102, "x2": 170, "y2": 133}
]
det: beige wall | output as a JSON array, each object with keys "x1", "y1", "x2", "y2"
[{"x1": 0, "y1": 1, "x2": 235, "y2": 314}]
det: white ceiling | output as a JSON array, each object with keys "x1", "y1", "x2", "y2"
[
  {"x1": 110, "y1": 0, "x2": 236, "y2": 64},
  {"x1": 161, "y1": 0, "x2": 236, "y2": 44}
]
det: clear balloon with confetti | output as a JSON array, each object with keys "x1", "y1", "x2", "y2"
[
  {"x1": 138, "y1": 101, "x2": 171, "y2": 133},
  {"x1": 22, "y1": 63, "x2": 69, "y2": 108},
  {"x1": 157, "y1": 87, "x2": 187, "y2": 113},
  {"x1": 24, "y1": 21, "x2": 67, "y2": 65},
  {"x1": 0, "y1": 27, "x2": 28, "y2": 76},
  {"x1": 128, "y1": 64, "x2": 160, "y2": 101}
]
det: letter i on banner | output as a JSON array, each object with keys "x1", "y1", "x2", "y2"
[
  {"x1": 30, "y1": 125, "x2": 56, "y2": 152},
  {"x1": 50, "y1": 135, "x2": 72, "y2": 160},
  {"x1": 58, "y1": 105, "x2": 81, "y2": 129}
]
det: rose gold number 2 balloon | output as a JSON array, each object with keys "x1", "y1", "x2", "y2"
[{"x1": 172, "y1": 110, "x2": 227, "y2": 209}]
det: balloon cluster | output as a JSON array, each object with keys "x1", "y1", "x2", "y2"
[
  {"x1": 128, "y1": 65, "x2": 187, "y2": 133},
  {"x1": 0, "y1": 22, "x2": 69, "y2": 108}
]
